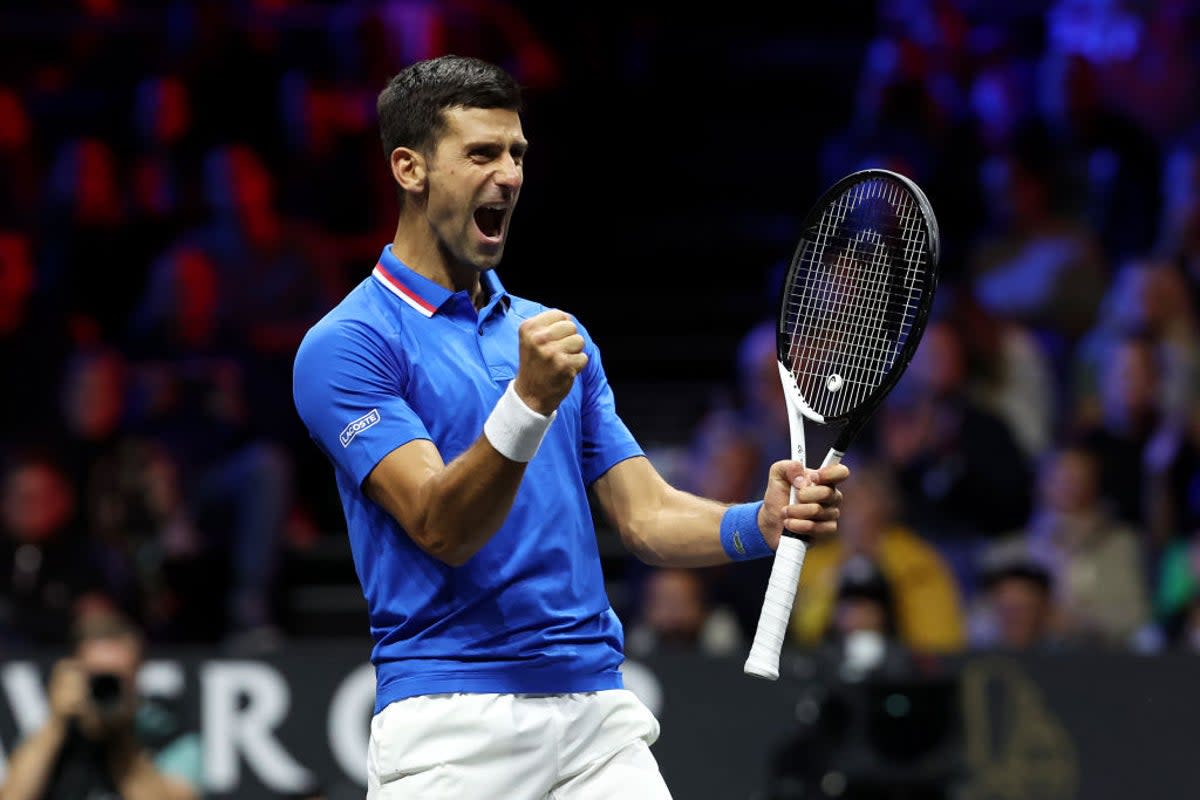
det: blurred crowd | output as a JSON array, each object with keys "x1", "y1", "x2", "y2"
[
  {"x1": 3, "y1": 0, "x2": 1200, "y2": 665},
  {"x1": 630, "y1": 0, "x2": 1200, "y2": 662},
  {"x1": 0, "y1": 0, "x2": 561, "y2": 651}
]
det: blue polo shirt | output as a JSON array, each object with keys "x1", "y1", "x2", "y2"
[{"x1": 293, "y1": 245, "x2": 642, "y2": 712}]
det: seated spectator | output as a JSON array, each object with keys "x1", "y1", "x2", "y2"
[
  {"x1": 127, "y1": 244, "x2": 292, "y2": 649},
  {"x1": 1027, "y1": 444, "x2": 1152, "y2": 648},
  {"x1": 1070, "y1": 258, "x2": 1200, "y2": 432},
  {"x1": 682, "y1": 318, "x2": 790, "y2": 638},
  {"x1": 1153, "y1": 529, "x2": 1200, "y2": 648},
  {"x1": 968, "y1": 119, "x2": 1108, "y2": 344},
  {"x1": 969, "y1": 546, "x2": 1059, "y2": 652},
  {"x1": 38, "y1": 136, "x2": 143, "y2": 346},
  {"x1": 0, "y1": 449, "x2": 108, "y2": 646},
  {"x1": 947, "y1": 289, "x2": 1059, "y2": 459},
  {"x1": 877, "y1": 318, "x2": 1035, "y2": 561},
  {"x1": 1074, "y1": 329, "x2": 1200, "y2": 546},
  {"x1": 625, "y1": 568, "x2": 741, "y2": 658},
  {"x1": 790, "y1": 462, "x2": 967, "y2": 655},
  {"x1": 0, "y1": 229, "x2": 72, "y2": 454}
]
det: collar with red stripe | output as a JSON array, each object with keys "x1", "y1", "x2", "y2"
[
  {"x1": 372, "y1": 249, "x2": 449, "y2": 317},
  {"x1": 372, "y1": 247, "x2": 508, "y2": 319}
]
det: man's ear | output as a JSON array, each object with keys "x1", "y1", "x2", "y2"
[{"x1": 390, "y1": 146, "x2": 426, "y2": 194}]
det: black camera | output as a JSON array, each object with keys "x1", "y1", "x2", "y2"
[{"x1": 87, "y1": 673, "x2": 124, "y2": 713}]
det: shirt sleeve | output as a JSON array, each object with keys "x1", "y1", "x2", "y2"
[
  {"x1": 577, "y1": 323, "x2": 643, "y2": 484},
  {"x1": 293, "y1": 318, "x2": 432, "y2": 488}
]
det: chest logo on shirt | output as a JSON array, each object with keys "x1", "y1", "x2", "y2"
[{"x1": 340, "y1": 409, "x2": 381, "y2": 447}]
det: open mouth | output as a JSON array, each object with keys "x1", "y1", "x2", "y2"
[{"x1": 474, "y1": 205, "x2": 506, "y2": 239}]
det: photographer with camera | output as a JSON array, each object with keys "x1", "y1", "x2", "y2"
[{"x1": 0, "y1": 610, "x2": 202, "y2": 800}]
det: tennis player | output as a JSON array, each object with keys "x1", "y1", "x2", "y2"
[{"x1": 292, "y1": 54, "x2": 849, "y2": 799}]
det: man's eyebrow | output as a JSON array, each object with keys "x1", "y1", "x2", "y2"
[{"x1": 464, "y1": 139, "x2": 529, "y2": 153}]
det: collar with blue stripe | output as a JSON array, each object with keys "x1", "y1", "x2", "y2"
[{"x1": 372, "y1": 245, "x2": 509, "y2": 319}]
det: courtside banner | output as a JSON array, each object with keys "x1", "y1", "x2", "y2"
[{"x1": 0, "y1": 644, "x2": 1192, "y2": 799}]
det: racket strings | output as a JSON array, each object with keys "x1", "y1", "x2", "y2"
[{"x1": 783, "y1": 176, "x2": 930, "y2": 419}]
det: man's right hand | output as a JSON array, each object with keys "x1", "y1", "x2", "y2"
[
  {"x1": 47, "y1": 659, "x2": 87, "y2": 723},
  {"x1": 514, "y1": 309, "x2": 588, "y2": 414}
]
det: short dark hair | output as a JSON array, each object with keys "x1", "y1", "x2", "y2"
[
  {"x1": 376, "y1": 54, "x2": 523, "y2": 159},
  {"x1": 71, "y1": 608, "x2": 144, "y2": 651}
]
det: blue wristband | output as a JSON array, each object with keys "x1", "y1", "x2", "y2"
[{"x1": 719, "y1": 501, "x2": 773, "y2": 561}]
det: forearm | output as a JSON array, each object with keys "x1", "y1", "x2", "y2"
[
  {"x1": 415, "y1": 437, "x2": 528, "y2": 565},
  {"x1": 621, "y1": 486, "x2": 733, "y2": 568},
  {"x1": 1, "y1": 719, "x2": 68, "y2": 800}
]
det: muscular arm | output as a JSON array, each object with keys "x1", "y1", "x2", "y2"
[
  {"x1": 591, "y1": 455, "x2": 847, "y2": 568},
  {"x1": 365, "y1": 435, "x2": 530, "y2": 566},
  {"x1": 365, "y1": 309, "x2": 587, "y2": 567}
]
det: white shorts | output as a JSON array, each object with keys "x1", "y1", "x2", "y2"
[{"x1": 365, "y1": 689, "x2": 673, "y2": 800}]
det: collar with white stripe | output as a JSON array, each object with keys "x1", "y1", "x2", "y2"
[
  {"x1": 372, "y1": 247, "x2": 449, "y2": 317},
  {"x1": 372, "y1": 245, "x2": 510, "y2": 319}
]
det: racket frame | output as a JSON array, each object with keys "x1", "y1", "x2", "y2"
[{"x1": 743, "y1": 168, "x2": 941, "y2": 681}]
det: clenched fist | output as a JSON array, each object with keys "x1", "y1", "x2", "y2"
[{"x1": 514, "y1": 309, "x2": 588, "y2": 414}]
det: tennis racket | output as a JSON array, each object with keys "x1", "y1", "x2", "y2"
[{"x1": 743, "y1": 168, "x2": 941, "y2": 680}]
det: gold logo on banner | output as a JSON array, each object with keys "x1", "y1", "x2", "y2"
[{"x1": 959, "y1": 657, "x2": 1079, "y2": 800}]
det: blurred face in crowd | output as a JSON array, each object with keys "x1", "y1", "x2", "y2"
[
  {"x1": 642, "y1": 569, "x2": 707, "y2": 645},
  {"x1": 73, "y1": 139, "x2": 121, "y2": 223},
  {"x1": 2, "y1": 461, "x2": 75, "y2": 543},
  {"x1": 838, "y1": 466, "x2": 897, "y2": 556},
  {"x1": 834, "y1": 596, "x2": 889, "y2": 638},
  {"x1": 206, "y1": 145, "x2": 274, "y2": 220},
  {"x1": 988, "y1": 575, "x2": 1051, "y2": 650},
  {"x1": 171, "y1": 247, "x2": 220, "y2": 345},
  {"x1": 0, "y1": 232, "x2": 34, "y2": 330},
  {"x1": 980, "y1": 155, "x2": 1047, "y2": 230},
  {"x1": 1100, "y1": 338, "x2": 1159, "y2": 426},
  {"x1": 1163, "y1": 146, "x2": 1200, "y2": 246},
  {"x1": 0, "y1": 87, "x2": 31, "y2": 151},
  {"x1": 62, "y1": 349, "x2": 126, "y2": 441},
  {"x1": 740, "y1": 320, "x2": 788, "y2": 432},
  {"x1": 909, "y1": 321, "x2": 966, "y2": 397},
  {"x1": 1039, "y1": 447, "x2": 1099, "y2": 515}
]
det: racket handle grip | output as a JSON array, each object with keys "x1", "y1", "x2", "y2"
[{"x1": 743, "y1": 535, "x2": 809, "y2": 680}]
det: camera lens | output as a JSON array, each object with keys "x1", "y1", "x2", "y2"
[{"x1": 88, "y1": 673, "x2": 123, "y2": 711}]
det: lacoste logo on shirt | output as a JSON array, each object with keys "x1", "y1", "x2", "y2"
[{"x1": 340, "y1": 409, "x2": 381, "y2": 447}]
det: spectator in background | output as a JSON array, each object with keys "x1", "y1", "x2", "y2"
[
  {"x1": 947, "y1": 289, "x2": 1059, "y2": 459},
  {"x1": 126, "y1": 74, "x2": 200, "y2": 272},
  {"x1": 790, "y1": 462, "x2": 967, "y2": 655},
  {"x1": 968, "y1": 119, "x2": 1107, "y2": 347},
  {"x1": 188, "y1": 142, "x2": 341, "y2": 445},
  {"x1": 0, "y1": 86, "x2": 40, "y2": 227},
  {"x1": 38, "y1": 136, "x2": 142, "y2": 346},
  {"x1": 0, "y1": 229, "x2": 73, "y2": 453},
  {"x1": 1037, "y1": 47, "x2": 1164, "y2": 265},
  {"x1": 877, "y1": 318, "x2": 1034, "y2": 587},
  {"x1": 0, "y1": 449, "x2": 107, "y2": 647},
  {"x1": 1026, "y1": 443, "x2": 1151, "y2": 648},
  {"x1": 1152, "y1": 528, "x2": 1200, "y2": 648},
  {"x1": 0, "y1": 609, "x2": 202, "y2": 800},
  {"x1": 1074, "y1": 329, "x2": 1200, "y2": 548},
  {"x1": 128, "y1": 244, "x2": 292, "y2": 648},
  {"x1": 970, "y1": 547, "x2": 1059, "y2": 652},
  {"x1": 1157, "y1": 131, "x2": 1200, "y2": 320},
  {"x1": 625, "y1": 567, "x2": 741, "y2": 659},
  {"x1": 684, "y1": 317, "x2": 791, "y2": 638},
  {"x1": 1070, "y1": 258, "x2": 1200, "y2": 431}
]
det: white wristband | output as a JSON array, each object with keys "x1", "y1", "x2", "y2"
[{"x1": 484, "y1": 381, "x2": 557, "y2": 462}]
